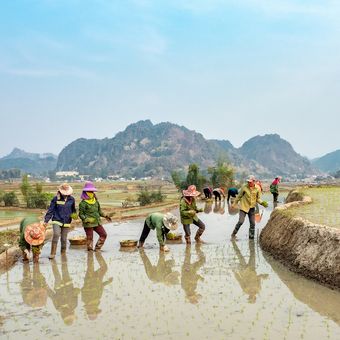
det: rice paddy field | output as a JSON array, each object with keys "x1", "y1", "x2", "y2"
[
  {"x1": 288, "y1": 186, "x2": 340, "y2": 229},
  {"x1": 0, "y1": 200, "x2": 339, "y2": 339}
]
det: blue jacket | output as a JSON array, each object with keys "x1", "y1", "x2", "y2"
[{"x1": 44, "y1": 195, "x2": 76, "y2": 227}]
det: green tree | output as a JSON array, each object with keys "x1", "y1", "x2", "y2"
[
  {"x1": 20, "y1": 174, "x2": 32, "y2": 204},
  {"x1": 208, "y1": 159, "x2": 234, "y2": 189},
  {"x1": 35, "y1": 182, "x2": 43, "y2": 194},
  {"x1": 3, "y1": 192, "x2": 19, "y2": 207},
  {"x1": 186, "y1": 163, "x2": 206, "y2": 191},
  {"x1": 171, "y1": 170, "x2": 187, "y2": 191}
]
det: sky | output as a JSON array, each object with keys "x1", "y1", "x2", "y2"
[{"x1": 0, "y1": 0, "x2": 339, "y2": 159}]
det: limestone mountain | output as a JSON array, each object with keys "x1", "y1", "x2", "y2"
[
  {"x1": 312, "y1": 150, "x2": 340, "y2": 173},
  {"x1": 0, "y1": 148, "x2": 57, "y2": 175},
  {"x1": 56, "y1": 120, "x2": 316, "y2": 178},
  {"x1": 238, "y1": 134, "x2": 315, "y2": 178}
]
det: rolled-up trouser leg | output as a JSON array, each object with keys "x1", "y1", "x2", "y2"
[
  {"x1": 193, "y1": 218, "x2": 205, "y2": 235},
  {"x1": 94, "y1": 225, "x2": 107, "y2": 250},
  {"x1": 183, "y1": 224, "x2": 191, "y2": 237},
  {"x1": 233, "y1": 210, "x2": 246, "y2": 235},
  {"x1": 248, "y1": 208, "x2": 256, "y2": 239},
  {"x1": 60, "y1": 227, "x2": 69, "y2": 253}
]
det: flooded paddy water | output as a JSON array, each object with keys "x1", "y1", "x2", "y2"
[{"x1": 0, "y1": 198, "x2": 339, "y2": 339}]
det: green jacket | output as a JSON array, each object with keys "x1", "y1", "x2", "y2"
[
  {"x1": 180, "y1": 197, "x2": 202, "y2": 225},
  {"x1": 235, "y1": 184, "x2": 263, "y2": 213},
  {"x1": 18, "y1": 216, "x2": 43, "y2": 251},
  {"x1": 270, "y1": 183, "x2": 279, "y2": 194},
  {"x1": 79, "y1": 200, "x2": 105, "y2": 228},
  {"x1": 145, "y1": 213, "x2": 168, "y2": 246}
]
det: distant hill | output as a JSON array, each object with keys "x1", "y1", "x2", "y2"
[
  {"x1": 239, "y1": 134, "x2": 315, "y2": 177},
  {"x1": 56, "y1": 120, "x2": 317, "y2": 178},
  {"x1": 312, "y1": 150, "x2": 340, "y2": 173},
  {"x1": 0, "y1": 148, "x2": 57, "y2": 175}
]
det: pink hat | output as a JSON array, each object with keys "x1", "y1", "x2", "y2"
[
  {"x1": 24, "y1": 222, "x2": 45, "y2": 246},
  {"x1": 82, "y1": 181, "x2": 98, "y2": 192},
  {"x1": 183, "y1": 185, "x2": 201, "y2": 197}
]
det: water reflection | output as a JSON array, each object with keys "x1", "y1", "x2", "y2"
[
  {"x1": 227, "y1": 202, "x2": 239, "y2": 215},
  {"x1": 139, "y1": 249, "x2": 180, "y2": 286},
  {"x1": 48, "y1": 256, "x2": 80, "y2": 325},
  {"x1": 263, "y1": 252, "x2": 340, "y2": 325},
  {"x1": 81, "y1": 252, "x2": 113, "y2": 320},
  {"x1": 231, "y1": 240, "x2": 268, "y2": 303},
  {"x1": 213, "y1": 201, "x2": 225, "y2": 214},
  {"x1": 203, "y1": 200, "x2": 213, "y2": 214},
  {"x1": 20, "y1": 263, "x2": 48, "y2": 308},
  {"x1": 181, "y1": 245, "x2": 206, "y2": 304}
]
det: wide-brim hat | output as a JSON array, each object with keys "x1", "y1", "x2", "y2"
[
  {"x1": 82, "y1": 181, "x2": 98, "y2": 192},
  {"x1": 58, "y1": 183, "x2": 73, "y2": 196},
  {"x1": 247, "y1": 175, "x2": 256, "y2": 182},
  {"x1": 24, "y1": 222, "x2": 45, "y2": 246},
  {"x1": 163, "y1": 213, "x2": 178, "y2": 231},
  {"x1": 182, "y1": 185, "x2": 201, "y2": 197}
]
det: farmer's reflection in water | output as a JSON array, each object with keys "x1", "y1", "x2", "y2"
[
  {"x1": 139, "y1": 249, "x2": 180, "y2": 285},
  {"x1": 181, "y1": 245, "x2": 206, "y2": 304},
  {"x1": 48, "y1": 256, "x2": 80, "y2": 325},
  {"x1": 231, "y1": 240, "x2": 268, "y2": 303},
  {"x1": 213, "y1": 200, "x2": 225, "y2": 215},
  {"x1": 203, "y1": 200, "x2": 213, "y2": 214},
  {"x1": 20, "y1": 263, "x2": 48, "y2": 308},
  {"x1": 81, "y1": 252, "x2": 113, "y2": 321}
]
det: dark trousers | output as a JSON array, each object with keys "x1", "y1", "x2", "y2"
[
  {"x1": 234, "y1": 208, "x2": 256, "y2": 238},
  {"x1": 272, "y1": 193, "x2": 279, "y2": 203},
  {"x1": 183, "y1": 218, "x2": 205, "y2": 237},
  {"x1": 139, "y1": 222, "x2": 167, "y2": 244},
  {"x1": 84, "y1": 225, "x2": 107, "y2": 243},
  {"x1": 227, "y1": 193, "x2": 236, "y2": 202},
  {"x1": 203, "y1": 188, "x2": 212, "y2": 199},
  {"x1": 213, "y1": 191, "x2": 221, "y2": 201}
]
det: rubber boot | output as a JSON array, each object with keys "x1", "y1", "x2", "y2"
[
  {"x1": 95, "y1": 237, "x2": 106, "y2": 251},
  {"x1": 185, "y1": 236, "x2": 191, "y2": 245},
  {"x1": 49, "y1": 242, "x2": 57, "y2": 260},
  {"x1": 194, "y1": 229, "x2": 205, "y2": 244},
  {"x1": 231, "y1": 229, "x2": 237, "y2": 239},
  {"x1": 87, "y1": 239, "x2": 94, "y2": 251},
  {"x1": 33, "y1": 252, "x2": 40, "y2": 263},
  {"x1": 137, "y1": 241, "x2": 144, "y2": 248}
]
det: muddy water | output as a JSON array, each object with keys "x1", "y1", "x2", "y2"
[{"x1": 0, "y1": 199, "x2": 339, "y2": 339}]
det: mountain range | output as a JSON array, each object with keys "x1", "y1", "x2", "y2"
[{"x1": 0, "y1": 120, "x2": 338, "y2": 178}]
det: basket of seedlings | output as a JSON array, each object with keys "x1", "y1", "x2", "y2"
[
  {"x1": 166, "y1": 232, "x2": 183, "y2": 244},
  {"x1": 119, "y1": 239, "x2": 138, "y2": 248},
  {"x1": 69, "y1": 235, "x2": 87, "y2": 246}
]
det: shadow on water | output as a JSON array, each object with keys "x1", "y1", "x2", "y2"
[{"x1": 263, "y1": 251, "x2": 340, "y2": 326}]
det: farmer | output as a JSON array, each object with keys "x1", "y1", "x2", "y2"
[
  {"x1": 227, "y1": 187, "x2": 239, "y2": 202},
  {"x1": 79, "y1": 181, "x2": 112, "y2": 252},
  {"x1": 270, "y1": 176, "x2": 282, "y2": 204},
  {"x1": 231, "y1": 175, "x2": 268, "y2": 239},
  {"x1": 203, "y1": 186, "x2": 213, "y2": 199},
  {"x1": 213, "y1": 187, "x2": 225, "y2": 201},
  {"x1": 180, "y1": 185, "x2": 205, "y2": 244},
  {"x1": 138, "y1": 212, "x2": 178, "y2": 252},
  {"x1": 44, "y1": 183, "x2": 77, "y2": 259},
  {"x1": 19, "y1": 216, "x2": 46, "y2": 263}
]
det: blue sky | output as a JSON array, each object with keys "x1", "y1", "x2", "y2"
[{"x1": 0, "y1": 0, "x2": 339, "y2": 159}]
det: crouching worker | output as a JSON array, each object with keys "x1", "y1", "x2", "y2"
[
  {"x1": 79, "y1": 182, "x2": 112, "y2": 252},
  {"x1": 180, "y1": 185, "x2": 205, "y2": 244},
  {"x1": 19, "y1": 216, "x2": 46, "y2": 263},
  {"x1": 138, "y1": 212, "x2": 178, "y2": 252}
]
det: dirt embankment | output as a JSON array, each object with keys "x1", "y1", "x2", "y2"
[{"x1": 260, "y1": 193, "x2": 340, "y2": 289}]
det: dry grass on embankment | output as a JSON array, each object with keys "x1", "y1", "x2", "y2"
[{"x1": 260, "y1": 188, "x2": 340, "y2": 290}]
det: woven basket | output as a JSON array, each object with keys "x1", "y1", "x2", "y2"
[
  {"x1": 69, "y1": 237, "x2": 87, "y2": 245},
  {"x1": 120, "y1": 239, "x2": 138, "y2": 248}
]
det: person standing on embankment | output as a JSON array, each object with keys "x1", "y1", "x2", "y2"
[{"x1": 231, "y1": 175, "x2": 268, "y2": 240}]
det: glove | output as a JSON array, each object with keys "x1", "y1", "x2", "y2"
[
  {"x1": 84, "y1": 217, "x2": 96, "y2": 223},
  {"x1": 261, "y1": 201, "x2": 268, "y2": 208},
  {"x1": 70, "y1": 212, "x2": 78, "y2": 220},
  {"x1": 43, "y1": 222, "x2": 48, "y2": 228},
  {"x1": 196, "y1": 208, "x2": 203, "y2": 213},
  {"x1": 105, "y1": 215, "x2": 112, "y2": 222}
]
